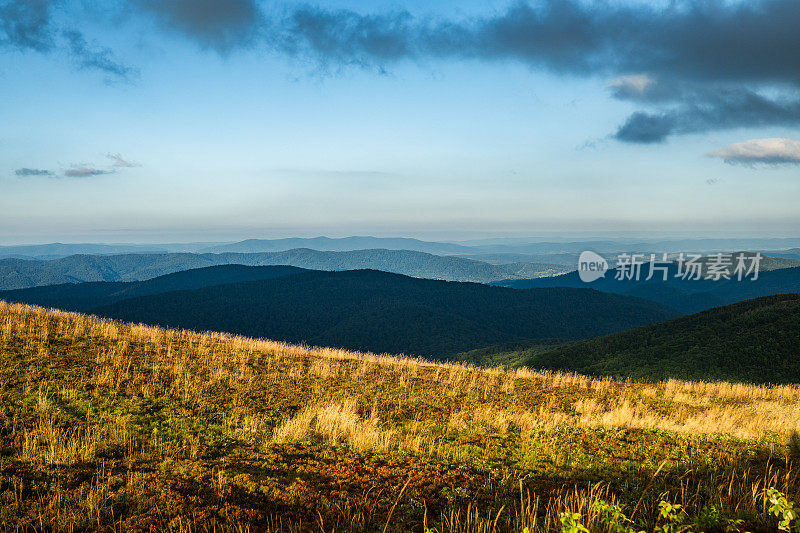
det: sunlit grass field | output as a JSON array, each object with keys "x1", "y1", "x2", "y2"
[{"x1": 1, "y1": 300, "x2": 798, "y2": 532}]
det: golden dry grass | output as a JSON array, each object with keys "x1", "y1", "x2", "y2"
[{"x1": 1, "y1": 299, "x2": 799, "y2": 531}]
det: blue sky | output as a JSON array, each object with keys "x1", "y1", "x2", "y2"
[{"x1": 1, "y1": 0, "x2": 799, "y2": 244}]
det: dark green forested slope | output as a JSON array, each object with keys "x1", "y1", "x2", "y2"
[
  {"x1": 519, "y1": 293, "x2": 800, "y2": 384},
  {"x1": 0, "y1": 265, "x2": 307, "y2": 312},
  {"x1": 497, "y1": 264, "x2": 800, "y2": 314},
  {"x1": 85, "y1": 269, "x2": 678, "y2": 358}
]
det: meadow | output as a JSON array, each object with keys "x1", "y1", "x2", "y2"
[{"x1": 0, "y1": 300, "x2": 798, "y2": 532}]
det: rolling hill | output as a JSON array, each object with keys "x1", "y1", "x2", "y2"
[
  {"x1": 0, "y1": 249, "x2": 566, "y2": 290},
  {"x1": 517, "y1": 293, "x2": 800, "y2": 384},
  {"x1": 497, "y1": 263, "x2": 800, "y2": 313},
  {"x1": 0, "y1": 264, "x2": 307, "y2": 312},
  {"x1": 769, "y1": 247, "x2": 800, "y2": 260},
  {"x1": 0, "y1": 242, "x2": 167, "y2": 259},
  {"x1": 0, "y1": 267, "x2": 679, "y2": 358}
]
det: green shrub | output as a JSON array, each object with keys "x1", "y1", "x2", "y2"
[{"x1": 766, "y1": 488, "x2": 800, "y2": 532}]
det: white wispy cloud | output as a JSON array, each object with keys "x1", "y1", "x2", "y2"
[
  {"x1": 707, "y1": 138, "x2": 800, "y2": 166},
  {"x1": 608, "y1": 74, "x2": 655, "y2": 98}
]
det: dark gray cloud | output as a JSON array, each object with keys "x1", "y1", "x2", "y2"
[
  {"x1": 64, "y1": 166, "x2": 115, "y2": 178},
  {"x1": 63, "y1": 30, "x2": 138, "y2": 82},
  {"x1": 0, "y1": 0, "x2": 53, "y2": 52},
  {"x1": 1, "y1": 1, "x2": 134, "y2": 80},
  {"x1": 272, "y1": 0, "x2": 800, "y2": 142},
  {"x1": 4, "y1": 0, "x2": 800, "y2": 142},
  {"x1": 614, "y1": 89, "x2": 800, "y2": 143},
  {"x1": 123, "y1": 0, "x2": 800, "y2": 88},
  {"x1": 14, "y1": 167, "x2": 53, "y2": 177},
  {"x1": 135, "y1": 0, "x2": 262, "y2": 53},
  {"x1": 280, "y1": 8, "x2": 414, "y2": 69},
  {"x1": 614, "y1": 113, "x2": 676, "y2": 144},
  {"x1": 276, "y1": 1, "x2": 800, "y2": 85}
]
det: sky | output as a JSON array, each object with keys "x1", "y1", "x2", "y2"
[{"x1": 1, "y1": 0, "x2": 799, "y2": 244}]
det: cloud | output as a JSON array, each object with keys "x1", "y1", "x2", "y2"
[
  {"x1": 270, "y1": 0, "x2": 800, "y2": 142},
  {"x1": 614, "y1": 112, "x2": 675, "y2": 144},
  {"x1": 0, "y1": 0, "x2": 53, "y2": 52},
  {"x1": 614, "y1": 89, "x2": 800, "y2": 143},
  {"x1": 608, "y1": 74, "x2": 656, "y2": 100},
  {"x1": 135, "y1": 0, "x2": 263, "y2": 53},
  {"x1": 122, "y1": 0, "x2": 800, "y2": 90},
  {"x1": 64, "y1": 166, "x2": 115, "y2": 178},
  {"x1": 279, "y1": 8, "x2": 415, "y2": 70},
  {"x1": 63, "y1": 30, "x2": 138, "y2": 82},
  {"x1": 107, "y1": 153, "x2": 140, "y2": 168},
  {"x1": 4, "y1": 0, "x2": 800, "y2": 142},
  {"x1": 1, "y1": 1, "x2": 134, "y2": 80},
  {"x1": 16, "y1": 154, "x2": 138, "y2": 178},
  {"x1": 707, "y1": 138, "x2": 800, "y2": 166},
  {"x1": 14, "y1": 167, "x2": 53, "y2": 177},
  {"x1": 273, "y1": 1, "x2": 800, "y2": 84}
]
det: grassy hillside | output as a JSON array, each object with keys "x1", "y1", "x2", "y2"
[
  {"x1": 0, "y1": 249, "x2": 566, "y2": 290},
  {"x1": 1, "y1": 302, "x2": 799, "y2": 531},
  {"x1": 79, "y1": 269, "x2": 678, "y2": 358},
  {"x1": 517, "y1": 294, "x2": 800, "y2": 384},
  {"x1": 453, "y1": 339, "x2": 569, "y2": 367}
]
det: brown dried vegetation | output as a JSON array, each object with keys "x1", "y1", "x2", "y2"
[{"x1": 0, "y1": 301, "x2": 798, "y2": 531}]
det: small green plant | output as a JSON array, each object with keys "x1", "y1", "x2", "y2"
[
  {"x1": 560, "y1": 511, "x2": 589, "y2": 533},
  {"x1": 593, "y1": 500, "x2": 645, "y2": 533},
  {"x1": 655, "y1": 501, "x2": 691, "y2": 533},
  {"x1": 766, "y1": 488, "x2": 800, "y2": 532},
  {"x1": 698, "y1": 504, "x2": 748, "y2": 533},
  {"x1": 724, "y1": 518, "x2": 746, "y2": 533}
]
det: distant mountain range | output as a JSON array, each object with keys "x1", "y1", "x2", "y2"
[
  {"x1": 0, "y1": 237, "x2": 473, "y2": 258},
  {"x1": 201, "y1": 237, "x2": 473, "y2": 255},
  {"x1": 4, "y1": 236, "x2": 800, "y2": 261},
  {"x1": 0, "y1": 265, "x2": 678, "y2": 358},
  {"x1": 496, "y1": 263, "x2": 800, "y2": 313},
  {"x1": 0, "y1": 249, "x2": 568, "y2": 290},
  {"x1": 515, "y1": 293, "x2": 800, "y2": 384},
  {"x1": 770, "y1": 248, "x2": 800, "y2": 260},
  {"x1": 0, "y1": 242, "x2": 221, "y2": 259}
]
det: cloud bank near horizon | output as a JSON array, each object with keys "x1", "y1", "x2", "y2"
[{"x1": 12, "y1": 154, "x2": 140, "y2": 178}]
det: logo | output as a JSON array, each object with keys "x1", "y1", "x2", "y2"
[{"x1": 578, "y1": 251, "x2": 608, "y2": 282}]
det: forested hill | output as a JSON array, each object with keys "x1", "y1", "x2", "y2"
[
  {"x1": 0, "y1": 265, "x2": 307, "y2": 312},
  {"x1": 497, "y1": 264, "x2": 800, "y2": 313},
  {"x1": 519, "y1": 293, "x2": 800, "y2": 384},
  {"x1": 64, "y1": 268, "x2": 680, "y2": 358}
]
